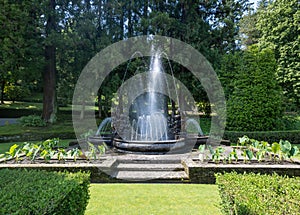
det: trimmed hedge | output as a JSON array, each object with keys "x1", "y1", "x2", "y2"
[
  {"x1": 216, "y1": 172, "x2": 300, "y2": 215},
  {"x1": 0, "y1": 169, "x2": 90, "y2": 214},
  {"x1": 224, "y1": 130, "x2": 300, "y2": 144}
]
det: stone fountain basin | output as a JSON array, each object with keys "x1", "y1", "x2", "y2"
[
  {"x1": 88, "y1": 135, "x2": 113, "y2": 146},
  {"x1": 113, "y1": 138, "x2": 191, "y2": 154}
]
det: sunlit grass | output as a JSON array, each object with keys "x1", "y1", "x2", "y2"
[
  {"x1": 85, "y1": 184, "x2": 222, "y2": 215},
  {"x1": 0, "y1": 101, "x2": 42, "y2": 110}
]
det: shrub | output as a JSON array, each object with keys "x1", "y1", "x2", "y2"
[
  {"x1": 19, "y1": 115, "x2": 47, "y2": 127},
  {"x1": 0, "y1": 169, "x2": 90, "y2": 215},
  {"x1": 4, "y1": 84, "x2": 30, "y2": 102},
  {"x1": 216, "y1": 172, "x2": 300, "y2": 215},
  {"x1": 226, "y1": 46, "x2": 283, "y2": 131},
  {"x1": 224, "y1": 130, "x2": 300, "y2": 144}
]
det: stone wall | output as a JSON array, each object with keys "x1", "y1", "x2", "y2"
[{"x1": 184, "y1": 159, "x2": 300, "y2": 184}]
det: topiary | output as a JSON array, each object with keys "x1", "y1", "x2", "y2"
[{"x1": 226, "y1": 46, "x2": 283, "y2": 131}]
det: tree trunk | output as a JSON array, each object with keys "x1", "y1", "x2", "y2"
[
  {"x1": 42, "y1": 0, "x2": 57, "y2": 123},
  {"x1": 0, "y1": 80, "x2": 5, "y2": 104}
]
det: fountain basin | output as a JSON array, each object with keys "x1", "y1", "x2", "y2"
[
  {"x1": 88, "y1": 135, "x2": 113, "y2": 146},
  {"x1": 113, "y1": 138, "x2": 191, "y2": 154}
]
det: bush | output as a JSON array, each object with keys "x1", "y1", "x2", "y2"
[
  {"x1": 19, "y1": 115, "x2": 47, "y2": 127},
  {"x1": 4, "y1": 84, "x2": 30, "y2": 102},
  {"x1": 216, "y1": 172, "x2": 300, "y2": 215},
  {"x1": 224, "y1": 130, "x2": 300, "y2": 144},
  {"x1": 0, "y1": 169, "x2": 90, "y2": 215},
  {"x1": 226, "y1": 46, "x2": 283, "y2": 131}
]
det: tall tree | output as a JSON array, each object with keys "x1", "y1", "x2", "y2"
[
  {"x1": 226, "y1": 46, "x2": 283, "y2": 131},
  {"x1": 0, "y1": 0, "x2": 43, "y2": 104},
  {"x1": 42, "y1": 0, "x2": 57, "y2": 122},
  {"x1": 257, "y1": 0, "x2": 300, "y2": 107}
]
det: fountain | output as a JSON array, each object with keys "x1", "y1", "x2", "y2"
[
  {"x1": 87, "y1": 117, "x2": 113, "y2": 146},
  {"x1": 107, "y1": 49, "x2": 207, "y2": 154}
]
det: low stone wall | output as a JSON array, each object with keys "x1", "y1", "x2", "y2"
[
  {"x1": 0, "y1": 159, "x2": 120, "y2": 183},
  {"x1": 184, "y1": 159, "x2": 300, "y2": 184},
  {"x1": 1, "y1": 156, "x2": 300, "y2": 184}
]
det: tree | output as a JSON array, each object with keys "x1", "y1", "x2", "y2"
[
  {"x1": 42, "y1": 0, "x2": 57, "y2": 123},
  {"x1": 256, "y1": 0, "x2": 300, "y2": 107},
  {"x1": 239, "y1": 8, "x2": 261, "y2": 47},
  {"x1": 0, "y1": 0, "x2": 42, "y2": 104},
  {"x1": 226, "y1": 46, "x2": 283, "y2": 131}
]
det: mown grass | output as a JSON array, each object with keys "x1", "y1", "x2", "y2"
[
  {"x1": 0, "y1": 120, "x2": 74, "y2": 136},
  {"x1": 85, "y1": 184, "x2": 221, "y2": 215}
]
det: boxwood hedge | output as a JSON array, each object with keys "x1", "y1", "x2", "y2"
[
  {"x1": 0, "y1": 169, "x2": 90, "y2": 215},
  {"x1": 224, "y1": 130, "x2": 300, "y2": 145},
  {"x1": 216, "y1": 172, "x2": 300, "y2": 215}
]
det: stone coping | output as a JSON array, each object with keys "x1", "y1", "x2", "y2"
[{"x1": 1, "y1": 153, "x2": 300, "y2": 184}]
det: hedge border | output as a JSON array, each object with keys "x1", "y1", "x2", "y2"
[
  {"x1": 224, "y1": 130, "x2": 300, "y2": 144},
  {"x1": 215, "y1": 172, "x2": 300, "y2": 215},
  {"x1": 0, "y1": 169, "x2": 90, "y2": 215}
]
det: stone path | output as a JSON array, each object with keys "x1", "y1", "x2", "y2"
[{"x1": 0, "y1": 118, "x2": 19, "y2": 126}]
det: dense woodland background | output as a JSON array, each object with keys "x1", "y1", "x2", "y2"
[{"x1": 0, "y1": 0, "x2": 299, "y2": 131}]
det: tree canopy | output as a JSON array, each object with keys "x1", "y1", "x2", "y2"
[{"x1": 1, "y1": 0, "x2": 299, "y2": 131}]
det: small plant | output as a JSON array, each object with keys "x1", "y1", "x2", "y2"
[
  {"x1": 280, "y1": 140, "x2": 299, "y2": 160},
  {"x1": 6, "y1": 144, "x2": 22, "y2": 162},
  {"x1": 43, "y1": 138, "x2": 59, "y2": 150},
  {"x1": 18, "y1": 115, "x2": 47, "y2": 127},
  {"x1": 22, "y1": 143, "x2": 41, "y2": 162},
  {"x1": 227, "y1": 148, "x2": 238, "y2": 164},
  {"x1": 208, "y1": 145, "x2": 224, "y2": 163},
  {"x1": 69, "y1": 148, "x2": 83, "y2": 162},
  {"x1": 238, "y1": 135, "x2": 251, "y2": 146},
  {"x1": 244, "y1": 149, "x2": 254, "y2": 161},
  {"x1": 56, "y1": 148, "x2": 67, "y2": 162},
  {"x1": 40, "y1": 148, "x2": 55, "y2": 163},
  {"x1": 198, "y1": 145, "x2": 206, "y2": 162},
  {"x1": 98, "y1": 143, "x2": 107, "y2": 155},
  {"x1": 86, "y1": 142, "x2": 107, "y2": 161},
  {"x1": 271, "y1": 142, "x2": 282, "y2": 161}
]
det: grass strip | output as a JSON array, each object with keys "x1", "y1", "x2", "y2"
[{"x1": 85, "y1": 184, "x2": 221, "y2": 215}]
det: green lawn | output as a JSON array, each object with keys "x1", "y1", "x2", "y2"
[{"x1": 85, "y1": 184, "x2": 221, "y2": 215}]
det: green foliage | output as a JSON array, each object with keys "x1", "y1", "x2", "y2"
[
  {"x1": 18, "y1": 115, "x2": 47, "y2": 127},
  {"x1": 236, "y1": 135, "x2": 299, "y2": 162},
  {"x1": 4, "y1": 84, "x2": 30, "y2": 102},
  {"x1": 257, "y1": 0, "x2": 300, "y2": 106},
  {"x1": 226, "y1": 46, "x2": 283, "y2": 131},
  {"x1": 208, "y1": 145, "x2": 225, "y2": 163},
  {"x1": 86, "y1": 142, "x2": 107, "y2": 161},
  {"x1": 279, "y1": 140, "x2": 299, "y2": 158},
  {"x1": 216, "y1": 172, "x2": 300, "y2": 215},
  {"x1": 0, "y1": 169, "x2": 90, "y2": 215},
  {"x1": 225, "y1": 130, "x2": 300, "y2": 145},
  {"x1": 198, "y1": 144, "x2": 205, "y2": 153},
  {"x1": 1, "y1": 138, "x2": 84, "y2": 163}
]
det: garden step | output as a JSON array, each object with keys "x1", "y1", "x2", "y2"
[
  {"x1": 116, "y1": 157, "x2": 183, "y2": 164},
  {"x1": 115, "y1": 163, "x2": 184, "y2": 171},
  {"x1": 115, "y1": 170, "x2": 189, "y2": 181}
]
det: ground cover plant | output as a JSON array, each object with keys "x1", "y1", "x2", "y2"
[
  {"x1": 216, "y1": 172, "x2": 300, "y2": 215},
  {"x1": 0, "y1": 169, "x2": 90, "y2": 215},
  {"x1": 199, "y1": 136, "x2": 299, "y2": 164},
  {"x1": 85, "y1": 184, "x2": 221, "y2": 215},
  {"x1": 0, "y1": 138, "x2": 107, "y2": 163}
]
